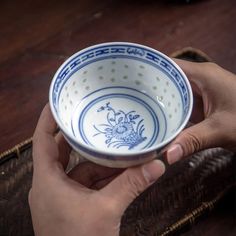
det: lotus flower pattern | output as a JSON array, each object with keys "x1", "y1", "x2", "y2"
[{"x1": 93, "y1": 102, "x2": 147, "y2": 149}]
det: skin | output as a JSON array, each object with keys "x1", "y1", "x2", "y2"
[
  {"x1": 29, "y1": 105, "x2": 165, "y2": 236},
  {"x1": 167, "y1": 60, "x2": 236, "y2": 164},
  {"x1": 29, "y1": 60, "x2": 236, "y2": 235}
]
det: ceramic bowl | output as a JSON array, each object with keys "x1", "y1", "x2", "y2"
[{"x1": 49, "y1": 42, "x2": 193, "y2": 167}]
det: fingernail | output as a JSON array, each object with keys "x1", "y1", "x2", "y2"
[
  {"x1": 142, "y1": 160, "x2": 165, "y2": 184},
  {"x1": 167, "y1": 144, "x2": 183, "y2": 164}
]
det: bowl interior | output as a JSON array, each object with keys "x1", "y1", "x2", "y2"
[{"x1": 50, "y1": 43, "x2": 192, "y2": 155}]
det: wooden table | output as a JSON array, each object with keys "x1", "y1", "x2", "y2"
[{"x1": 0, "y1": 0, "x2": 235, "y2": 235}]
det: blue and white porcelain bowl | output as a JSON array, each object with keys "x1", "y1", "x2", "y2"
[{"x1": 49, "y1": 42, "x2": 193, "y2": 167}]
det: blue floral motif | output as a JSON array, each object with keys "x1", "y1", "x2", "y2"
[
  {"x1": 93, "y1": 102, "x2": 147, "y2": 149},
  {"x1": 127, "y1": 47, "x2": 145, "y2": 57}
]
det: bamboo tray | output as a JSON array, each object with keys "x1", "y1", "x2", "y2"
[{"x1": 0, "y1": 48, "x2": 235, "y2": 236}]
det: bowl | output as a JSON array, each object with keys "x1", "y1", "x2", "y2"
[{"x1": 49, "y1": 42, "x2": 193, "y2": 168}]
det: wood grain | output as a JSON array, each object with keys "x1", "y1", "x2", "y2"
[
  {"x1": 1, "y1": 0, "x2": 235, "y2": 153},
  {"x1": 0, "y1": 0, "x2": 113, "y2": 63},
  {"x1": 0, "y1": 0, "x2": 235, "y2": 235}
]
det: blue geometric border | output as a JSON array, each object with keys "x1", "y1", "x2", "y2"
[{"x1": 52, "y1": 44, "x2": 190, "y2": 120}]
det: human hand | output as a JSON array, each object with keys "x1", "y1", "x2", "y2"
[
  {"x1": 29, "y1": 105, "x2": 165, "y2": 236},
  {"x1": 166, "y1": 60, "x2": 236, "y2": 164}
]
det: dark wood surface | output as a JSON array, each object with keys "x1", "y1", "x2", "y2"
[{"x1": 0, "y1": 0, "x2": 235, "y2": 235}]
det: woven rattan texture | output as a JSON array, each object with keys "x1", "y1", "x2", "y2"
[
  {"x1": 0, "y1": 147, "x2": 235, "y2": 236},
  {"x1": 121, "y1": 148, "x2": 236, "y2": 236},
  {"x1": 0, "y1": 148, "x2": 34, "y2": 236},
  {"x1": 1, "y1": 48, "x2": 235, "y2": 236}
]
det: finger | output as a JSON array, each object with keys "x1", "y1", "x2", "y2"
[
  {"x1": 173, "y1": 58, "x2": 218, "y2": 91},
  {"x1": 173, "y1": 58, "x2": 204, "y2": 82},
  {"x1": 34, "y1": 104, "x2": 57, "y2": 138},
  {"x1": 67, "y1": 161, "x2": 123, "y2": 188},
  {"x1": 100, "y1": 160, "x2": 165, "y2": 215},
  {"x1": 166, "y1": 118, "x2": 221, "y2": 164},
  {"x1": 174, "y1": 59, "x2": 205, "y2": 118},
  {"x1": 55, "y1": 132, "x2": 71, "y2": 170},
  {"x1": 33, "y1": 104, "x2": 59, "y2": 170}
]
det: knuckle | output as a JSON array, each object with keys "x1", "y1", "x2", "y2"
[
  {"x1": 124, "y1": 171, "x2": 147, "y2": 198},
  {"x1": 200, "y1": 62, "x2": 218, "y2": 76},
  {"x1": 103, "y1": 200, "x2": 118, "y2": 215},
  {"x1": 182, "y1": 131, "x2": 202, "y2": 155},
  {"x1": 202, "y1": 62, "x2": 219, "y2": 71},
  {"x1": 95, "y1": 194, "x2": 118, "y2": 215},
  {"x1": 204, "y1": 62, "x2": 217, "y2": 68}
]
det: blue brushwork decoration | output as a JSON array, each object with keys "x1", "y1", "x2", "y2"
[{"x1": 93, "y1": 102, "x2": 147, "y2": 149}]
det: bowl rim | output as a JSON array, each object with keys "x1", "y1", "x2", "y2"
[{"x1": 49, "y1": 41, "x2": 193, "y2": 156}]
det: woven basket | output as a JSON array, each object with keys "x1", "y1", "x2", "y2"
[{"x1": 0, "y1": 48, "x2": 235, "y2": 236}]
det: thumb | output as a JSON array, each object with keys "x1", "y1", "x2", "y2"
[
  {"x1": 166, "y1": 119, "x2": 219, "y2": 164},
  {"x1": 28, "y1": 188, "x2": 32, "y2": 207},
  {"x1": 100, "y1": 160, "x2": 165, "y2": 215}
]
